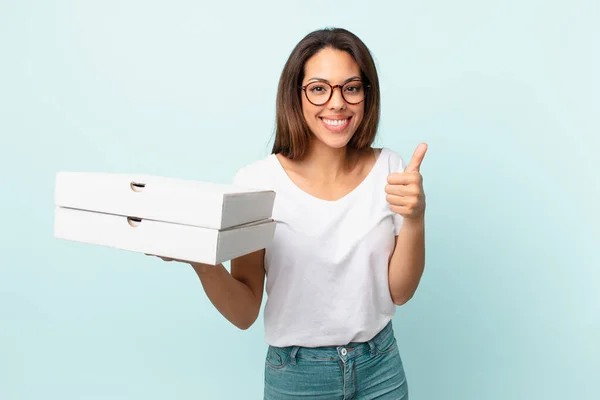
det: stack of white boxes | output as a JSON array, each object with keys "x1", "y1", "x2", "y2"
[{"x1": 54, "y1": 172, "x2": 276, "y2": 265}]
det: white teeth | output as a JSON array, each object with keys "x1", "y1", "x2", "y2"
[{"x1": 323, "y1": 118, "x2": 348, "y2": 126}]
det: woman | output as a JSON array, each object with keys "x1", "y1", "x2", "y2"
[{"x1": 162, "y1": 28, "x2": 426, "y2": 399}]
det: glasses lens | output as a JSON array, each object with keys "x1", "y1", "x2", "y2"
[
  {"x1": 305, "y1": 82, "x2": 332, "y2": 105},
  {"x1": 342, "y1": 81, "x2": 365, "y2": 104}
]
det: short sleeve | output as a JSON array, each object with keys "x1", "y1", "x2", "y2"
[
  {"x1": 233, "y1": 166, "x2": 251, "y2": 187},
  {"x1": 232, "y1": 160, "x2": 270, "y2": 190},
  {"x1": 388, "y1": 149, "x2": 407, "y2": 236}
]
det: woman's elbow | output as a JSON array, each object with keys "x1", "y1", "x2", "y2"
[
  {"x1": 235, "y1": 319, "x2": 256, "y2": 331},
  {"x1": 391, "y1": 291, "x2": 414, "y2": 306},
  {"x1": 232, "y1": 309, "x2": 260, "y2": 330}
]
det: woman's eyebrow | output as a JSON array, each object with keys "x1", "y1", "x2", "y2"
[{"x1": 306, "y1": 76, "x2": 362, "y2": 84}]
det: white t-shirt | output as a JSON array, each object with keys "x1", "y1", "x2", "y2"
[{"x1": 233, "y1": 147, "x2": 407, "y2": 347}]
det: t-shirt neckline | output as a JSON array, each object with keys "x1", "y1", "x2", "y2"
[{"x1": 270, "y1": 147, "x2": 388, "y2": 205}]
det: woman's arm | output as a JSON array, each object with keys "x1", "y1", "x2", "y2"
[
  {"x1": 387, "y1": 217, "x2": 425, "y2": 305},
  {"x1": 191, "y1": 249, "x2": 265, "y2": 330},
  {"x1": 150, "y1": 249, "x2": 266, "y2": 330},
  {"x1": 385, "y1": 143, "x2": 428, "y2": 305}
]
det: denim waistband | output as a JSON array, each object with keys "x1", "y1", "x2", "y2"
[{"x1": 276, "y1": 321, "x2": 395, "y2": 364}]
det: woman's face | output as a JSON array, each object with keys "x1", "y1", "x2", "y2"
[{"x1": 301, "y1": 47, "x2": 365, "y2": 150}]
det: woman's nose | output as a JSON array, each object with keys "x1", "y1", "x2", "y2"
[{"x1": 328, "y1": 86, "x2": 347, "y2": 110}]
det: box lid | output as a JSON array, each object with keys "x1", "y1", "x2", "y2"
[{"x1": 54, "y1": 172, "x2": 275, "y2": 230}]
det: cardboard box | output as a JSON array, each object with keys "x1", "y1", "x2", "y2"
[
  {"x1": 54, "y1": 172, "x2": 276, "y2": 265},
  {"x1": 55, "y1": 172, "x2": 276, "y2": 230}
]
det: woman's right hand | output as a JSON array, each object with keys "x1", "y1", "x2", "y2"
[
  {"x1": 145, "y1": 253, "x2": 181, "y2": 262},
  {"x1": 144, "y1": 253, "x2": 213, "y2": 273}
]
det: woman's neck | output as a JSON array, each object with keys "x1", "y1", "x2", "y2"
[{"x1": 299, "y1": 140, "x2": 363, "y2": 183}]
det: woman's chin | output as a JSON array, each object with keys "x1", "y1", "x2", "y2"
[{"x1": 312, "y1": 130, "x2": 354, "y2": 150}]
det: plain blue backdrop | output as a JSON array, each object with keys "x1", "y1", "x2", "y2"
[{"x1": 1, "y1": 1, "x2": 598, "y2": 399}]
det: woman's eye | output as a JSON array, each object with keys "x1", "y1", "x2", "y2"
[
  {"x1": 345, "y1": 85, "x2": 361, "y2": 93},
  {"x1": 310, "y1": 86, "x2": 326, "y2": 93}
]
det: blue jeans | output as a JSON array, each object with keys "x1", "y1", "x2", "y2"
[{"x1": 264, "y1": 321, "x2": 408, "y2": 399}]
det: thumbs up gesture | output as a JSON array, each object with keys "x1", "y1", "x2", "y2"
[{"x1": 385, "y1": 143, "x2": 427, "y2": 220}]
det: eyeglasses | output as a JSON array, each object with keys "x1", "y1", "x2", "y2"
[{"x1": 300, "y1": 80, "x2": 370, "y2": 106}]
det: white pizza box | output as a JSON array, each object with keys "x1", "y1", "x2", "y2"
[
  {"x1": 54, "y1": 172, "x2": 275, "y2": 230},
  {"x1": 54, "y1": 206, "x2": 276, "y2": 265}
]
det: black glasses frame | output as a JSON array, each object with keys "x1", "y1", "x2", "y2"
[{"x1": 300, "y1": 80, "x2": 370, "y2": 106}]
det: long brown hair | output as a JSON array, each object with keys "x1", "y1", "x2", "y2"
[{"x1": 272, "y1": 28, "x2": 381, "y2": 160}]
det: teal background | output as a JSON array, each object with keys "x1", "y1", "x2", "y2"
[{"x1": 1, "y1": 0, "x2": 598, "y2": 399}]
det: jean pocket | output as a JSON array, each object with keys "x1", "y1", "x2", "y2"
[
  {"x1": 373, "y1": 332, "x2": 398, "y2": 355},
  {"x1": 265, "y1": 346, "x2": 291, "y2": 370}
]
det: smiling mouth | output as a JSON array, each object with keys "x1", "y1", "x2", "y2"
[
  {"x1": 321, "y1": 116, "x2": 350, "y2": 125},
  {"x1": 320, "y1": 116, "x2": 352, "y2": 132}
]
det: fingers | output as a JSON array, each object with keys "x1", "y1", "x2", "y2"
[
  {"x1": 388, "y1": 204, "x2": 411, "y2": 215},
  {"x1": 145, "y1": 253, "x2": 176, "y2": 262},
  {"x1": 385, "y1": 183, "x2": 420, "y2": 197},
  {"x1": 387, "y1": 171, "x2": 422, "y2": 186},
  {"x1": 386, "y1": 194, "x2": 419, "y2": 208}
]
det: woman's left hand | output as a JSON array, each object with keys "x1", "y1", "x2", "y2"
[{"x1": 385, "y1": 143, "x2": 428, "y2": 220}]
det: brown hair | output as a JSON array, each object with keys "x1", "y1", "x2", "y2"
[{"x1": 272, "y1": 28, "x2": 381, "y2": 160}]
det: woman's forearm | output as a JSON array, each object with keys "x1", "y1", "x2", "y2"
[
  {"x1": 388, "y1": 216, "x2": 426, "y2": 305},
  {"x1": 192, "y1": 264, "x2": 261, "y2": 330}
]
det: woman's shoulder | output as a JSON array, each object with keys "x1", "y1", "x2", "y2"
[
  {"x1": 378, "y1": 147, "x2": 407, "y2": 173},
  {"x1": 233, "y1": 153, "x2": 278, "y2": 189}
]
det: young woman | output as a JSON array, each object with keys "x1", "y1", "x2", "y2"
[{"x1": 160, "y1": 28, "x2": 426, "y2": 399}]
